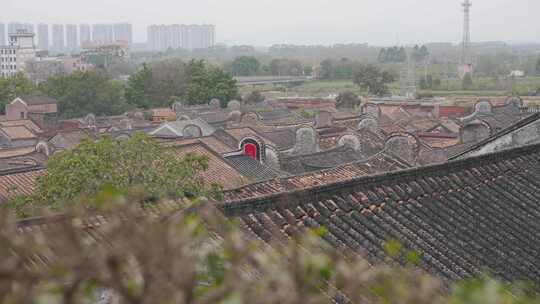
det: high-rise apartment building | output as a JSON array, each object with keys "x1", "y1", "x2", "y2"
[
  {"x1": 170, "y1": 24, "x2": 181, "y2": 49},
  {"x1": 158, "y1": 24, "x2": 170, "y2": 51},
  {"x1": 180, "y1": 25, "x2": 190, "y2": 50},
  {"x1": 203, "y1": 24, "x2": 215, "y2": 49},
  {"x1": 0, "y1": 23, "x2": 5, "y2": 46},
  {"x1": 8, "y1": 22, "x2": 34, "y2": 34},
  {"x1": 147, "y1": 24, "x2": 215, "y2": 51},
  {"x1": 51, "y1": 24, "x2": 65, "y2": 51},
  {"x1": 92, "y1": 24, "x2": 114, "y2": 45},
  {"x1": 113, "y1": 23, "x2": 132, "y2": 44},
  {"x1": 147, "y1": 25, "x2": 159, "y2": 51},
  {"x1": 37, "y1": 23, "x2": 49, "y2": 50},
  {"x1": 79, "y1": 24, "x2": 91, "y2": 46},
  {"x1": 65, "y1": 24, "x2": 78, "y2": 50}
]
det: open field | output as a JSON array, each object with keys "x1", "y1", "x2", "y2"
[{"x1": 240, "y1": 76, "x2": 540, "y2": 100}]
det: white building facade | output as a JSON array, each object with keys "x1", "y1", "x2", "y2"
[
  {"x1": 51, "y1": 24, "x2": 65, "y2": 52},
  {"x1": 0, "y1": 30, "x2": 37, "y2": 77},
  {"x1": 65, "y1": 24, "x2": 78, "y2": 51},
  {"x1": 79, "y1": 24, "x2": 91, "y2": 46},
  {"x1": 37, "y1": 23, "x2": 49, "y2": 50}
]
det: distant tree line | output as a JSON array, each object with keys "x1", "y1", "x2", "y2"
[
  {"x1": 411, "y1": 45, "x2": 430, "y2": 62},
  {"x1": 320, "y1": 58, "x2": 359, "y2": 79},
  {"x1": 228, "y1": 56, "x2": 261, "y2": 76},
  {"x1": 378, "y1": 46, "x2": 407, "y2": 63},
  {"x1": 225, "y1": 56, "x2": 310, "y2": 77},
  {"x1": 126, "y1": 59, "x2": 238, "y2": 109},
  {"x1": 317, "y1": 57, "x2": 395, "y2": 96},
  {"x1": 268, "y1": 43, "x2": 375, "y2": 61},
  {"x1": 0, "y1": 59, "x2": 239, "y2": 118},
  {"x1": 377, "y1": 45, "x2": 430, "y2": 64}
]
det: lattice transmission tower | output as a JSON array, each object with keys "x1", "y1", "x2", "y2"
[{"x1": 460, "y1": 0, "x2": 473, "y2": 76}]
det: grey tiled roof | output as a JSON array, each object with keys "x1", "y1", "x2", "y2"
[
  {"x1": 19, "y1": 95, "x2": 58, "y2": 105},
  {"x1": 225, "y1": 155, "x2": 282, "y2": 182},
  {"x1": 261, "y1": 129, "x2": 296, "y2": 150},
  {"x1": 223, "y1": 143, "x2": 540, "y2": 284}
]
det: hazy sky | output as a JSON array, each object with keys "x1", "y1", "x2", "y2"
[{"x1": 2, "y1": 0, "x2": 539, "y2": 46}]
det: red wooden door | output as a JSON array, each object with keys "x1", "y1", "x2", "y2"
[{"x1": 243, "y1": 143, "x2": 258, "y2": 160}]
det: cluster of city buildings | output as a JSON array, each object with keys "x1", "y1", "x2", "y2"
[
  {"x1": 0, "y1": 22, "x2": 216, "y2": 78},
  {"x1": 1, "y1": 22, "x2": 216, "y2": 53},
  {"x1": 0, "y1": 30, "x2": 96, "y2": 81},
  {"x1": 147, "y1": 24, "x2": 215, "y2": 51},
  {"x1": 0, "y1": 22, "x2": 133, "y2": 53}
]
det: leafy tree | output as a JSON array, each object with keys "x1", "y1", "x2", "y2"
[
  {"x1": 126, "y1": 59, "x2": 237, "y2": 109},
  {"x1": 146, "y1": 59, "x2": 188, "y2": 107},
  {"x1": 476, "y1": 55, "x2": 499, "y2": 77},
  {"x1": 184, "y1": 60, "x2": 238, "y2": 108},
  {"x1": 0, "y1": 73, "x2": 36, "y2": 114},
  {"x1": 319, "y1": 58, "x2": 358, "y2": 80},
  {"x1": 420, "y1": 45, "x2": 429, "y2": 58},
  {"x1": 412, "y1": 45, "x2": 430, "y2": 62},
  {"x1": 377, "y1": 48, "x2": 387, "y2": 63},
  {"x1": 462, "y1": 73, "x2": 474, "y2": 90},
  {"x1": 125, "y1": 63, "x2": 153, "y2": 109},
  {"x1": 105, "y1": 61, "x2": 137, "y2": 79},
  {"x1": 303, "y1": 65, "x2": 313, "y2": 76},
  {"x1": 28, "y1": 133, "x2": 210, "y2": 210},
  {"x1": 419, "y1": 75, "x2": 434, "y2": 90},
  {"x1": 320, "y1": 59, "x2": 334, "y2": 79},
  {"x1": 230, "y1": 56, "x2": 260, "y2": 76},
  {"x1": 335, "y1": 91, "x2": 361, "y2": 109},
  {"x1": 1, "y1": 198, "x2": 539, "y2": 303},
  {"x1": 433, "y1": 77, "x2": 442, "y2": 88},
  {"x1": 397, "y1": 46, "x2": 407, "y2": 62},
  {"x1": 269, "y1": 59, "x2": 303, "y2": 76},
  {"x1": 536, "y1": 57, "x2": 540, "y2": 76},
  {"x1": 353, "y1": 64, "x2": 395, "y2": 96},
  {"x1": 39, "y1": 71, "x2": 128, "y2": 118},
  {"x1": 244, "y1": 91, "x2": 266, "y2": 104},
  {"x1": 125, "y1": 59, "x2": 187, "y2": 109},
  {"x1": 377, "y1": 46, "x2": 407, "y2": 63},
  {"x1": 419, "y1": 77, "x2": 428, "y2": 90},
  {"x1": 334, "y1": 58, "x2": 354, "y2": 79}
]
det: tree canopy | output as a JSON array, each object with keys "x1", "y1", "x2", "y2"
[
  {"x1": 183, "y1": 60, "x2": 239, "y2": 108},
  {"x1": 411, "y1": 45, "x2": 430, "y2": 62},
  {"x1": 335, "y1": 91, "x2": 361, "y2": 109},
  {"x1": 269, "y1": 58, "x2": 304, "y2": 76},
  {"x1": 39, "y1": 70, "x2": 128, "y2": 118},
  {"x1": 25, "y1": 133, "x2": 211, "y2": 211},
  {"x1": 462, "y1": 73, "x2": 474, "y2": 90},
  {"x1": 125, "y1": 59, "x2": 188, "y2": 109},
  {"x1": 353, "y1": 64, "x2": 395, "y2": 96},
  {"x1": 1, "y1": 198, "x2": 539, "y2": 303},
  {"x1": 377, "y1": 46, "x2": 407, "y2": 63},
  {"x1": 320, "y1": 58, "x2": 358, "y2": 80},
  {"x1": 230, "y1": 56, "x2": 260, "y2": 76},
  {"x1": 0, "y1": 73, "x2": 36, "y2": 114},
  {"x1": 126, "y1": 59, "x2": 238, "y2": 109}
]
